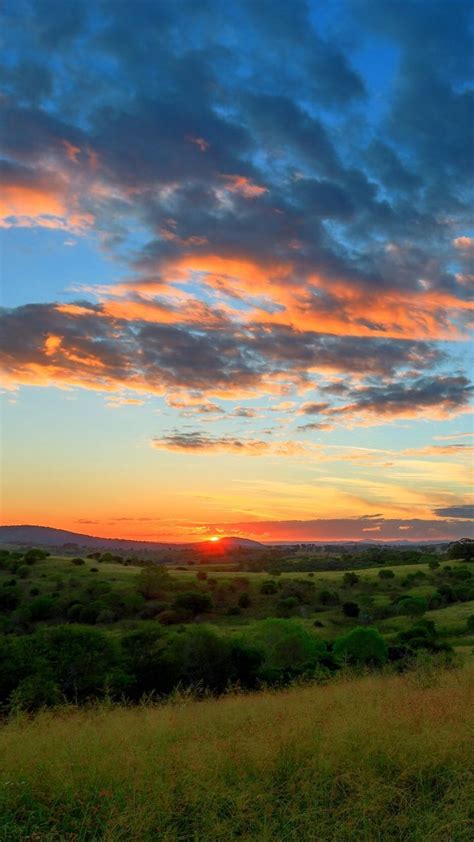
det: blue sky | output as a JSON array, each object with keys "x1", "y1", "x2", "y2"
[{"x1": 0, "y1": 0, "x2": 473, "y2": 541}]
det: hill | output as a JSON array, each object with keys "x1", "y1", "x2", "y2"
[
  {"x1": 0, "y1": 665, "x2": 472, "y2": 841},
  {"x1": 0, "y1": 525, "x2": 264, "y2": 550}
]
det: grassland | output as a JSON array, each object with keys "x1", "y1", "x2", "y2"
[
  {"x1": 1, "y1": 663, "x2": 473, "y2": 841},
  {"x1": 2, "y1": 552, "x2": 472, "y2": 652}
]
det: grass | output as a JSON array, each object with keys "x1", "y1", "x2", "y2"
[{"x1": 1, "y1": 664, "x2": 473, "y2": 841}]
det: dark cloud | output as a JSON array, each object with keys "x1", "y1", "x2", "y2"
[
  {"x1": 0, "y1": 303, "x2": 454, "y2": 404},
  {"x1": 328, "y1": 375, "x2": 473, "y2": 420},
  {"x1": 433, "y1": 505, "x2": 474, "y2": 520},
  {"x1": 204, "y1": 517, "x2": 474, "y2": 542},
  {"x1": 151, "y1": 431, "x2": 269, "y2": 453},
  {"x1": 0, "y1": 0, "x2": 472, "y2": 418}
]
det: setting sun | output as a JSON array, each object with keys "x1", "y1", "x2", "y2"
[{"x1": 210, "y1": 536, "x2": 220, "y2": 542}]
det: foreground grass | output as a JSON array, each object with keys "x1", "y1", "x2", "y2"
[{"x1": 1, "y1": 666, "x2": 473, "y2": 841}]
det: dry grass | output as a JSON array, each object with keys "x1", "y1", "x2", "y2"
[{"x1": 1, "y1": 664, "x2": 473, "y2": 841}]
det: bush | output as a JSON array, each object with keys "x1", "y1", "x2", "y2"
[
  {"x1": 157, "y1": 609, "x2": 189, "y2": 625},
  {"x1": 342, "y1": 601, "x2": 360, "y2": 618},
  {"x1": 466, "y1": 614, "x2": 474, "y2": 632},
  {"x1": 71, "y1": 558, "x2": 85, "y2": 566},
  {"x1": 0, "y1": 586, "x2": 20, "y2": 611},
  {"x1": 378, "y1": 569, "x2": 395, "y2": 579},
  {"x1": 343, "y1": 572, "x2": 359, "y2": 587},
  {"x1": 250, "y1": 619, "x2": 327, "y2": 682},
  {"x1": 173, "y1": 591, "x2": 213, "y2": 616},
  {"x1": 277, "y1": 596, "x2": 300, "y2": 617},
  {"x1": 260, "y1": 579, "x2": 278, "y2": 594},
  {"x1": 238, "y1": 592, "x2": 251, "y2": 609},
  {"x1": 17, "y1": 565, "x2": 31, "y2": 579},
  {"x1": 137, "y1": 565, "x2": 171, "y2": 598},
  {"x1": 26, "y1": 596, "x2": 56, "y2": 622},
  {"x1": 397, "y1": 596, "x2": 427, "y2": 617},
  {"x1": 333, "y1": 627, "x2": 388, "y2": 666}
]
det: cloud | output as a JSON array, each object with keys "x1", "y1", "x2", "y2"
[
  {"x1": 200, "y1": 516, "x2": 474, "y2": 542},
  {"x1": 433, "y1": 504, "x2": 474, "y2": 520},
  {"x1": 0, "y1": 0, "x2": 472, "y2": 434},
  {"x1": 325, "y1": 376, "x2": 473, "y2": 424}
]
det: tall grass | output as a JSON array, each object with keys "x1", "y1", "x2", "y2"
[{"x1": 1, "y1": 664, "x2": 473, "y2": 841}]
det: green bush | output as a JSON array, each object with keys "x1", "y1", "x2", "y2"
[
  {"x1": 378, "y1": 569, "x2": 395, "y2": 579},
  {"x1": 173, "y1": 591, "x2": 213, "y2": 616},
  {"x1": 397, "y1": 596, "x2": 427, "y2": 616},
  {"x1": 333, "y1": 627, "x2": 388, "y2": 666},
  {"x1": 250, "y1": 619, "x2": 327, "y2": 681}
]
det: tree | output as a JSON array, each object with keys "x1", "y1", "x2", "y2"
[
  {"x1": 397, "y1": 596, "x2": 427, "y2": 617},
  {"x1": 238, "y1": 592, "x2": 251, "y2": 609},
  {"x1": 447, "y1": 539, "x2": 474, "y2": 561},
  {"x1": 378, "y1": 569, "x2": 395, "y2": 579},
  {"x1": 137, "y1": 565, "x2": 171, "y2": 599},
  {"x1": 343, "y1": 572, "x2": 359, "y2": 587},
  {"x1": 333, "y1": 627, "x2": 388, "y2": 666},
  {"x1": 173, "y1": 591, "x2": 213, "y2": 616},
  {"x1": 342, "y1": 601, "x2": 360, "y2": 618},
  {"x1": 260, "y1": 579, "x2": 278, "y2": 594},
  {"x1": 250, "y1": 619, "x2": 327, "y2": 681}
]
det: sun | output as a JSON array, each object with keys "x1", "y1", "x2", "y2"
[{"x1": 209, "y1": 536, "x2": 220, "y2": 542}]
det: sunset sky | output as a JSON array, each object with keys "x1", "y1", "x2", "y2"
[{"x1": 1, "y1": 0, "x2": 473, "y2": 543}]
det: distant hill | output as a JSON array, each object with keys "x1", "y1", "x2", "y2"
[
  {"x1": 0, "y1": 525, "x2": 264, "y2": 550},
  {"x1": 207, "y1": 536, "x2": 264, "y2": 548},
  {"x1": 0, "y1": 525, "x2": 174, "y2": 550}
]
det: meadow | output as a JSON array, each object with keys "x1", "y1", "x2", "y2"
[
  {"x1": 1, "y1": 542, "x2": 473, "y2": 839},
  {"x1": 0, "y1": 664, "x2": 473, "y2": 841}
]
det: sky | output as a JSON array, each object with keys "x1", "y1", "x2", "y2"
[{"x1": 0, "y1": 0, "x2": 473, "y2": 543}]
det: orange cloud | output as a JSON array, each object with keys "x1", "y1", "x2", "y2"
[{"x1": 220, "y1": 174, "x2": 268, "y2": 198}]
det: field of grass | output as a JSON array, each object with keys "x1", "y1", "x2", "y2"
[{"x1": 1, "y1": 663, "x2": 473, "y2": 841}]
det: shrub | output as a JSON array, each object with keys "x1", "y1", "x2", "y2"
[
  {"x1": 26, "y1": 596, "x2": 56, "y2": 622},
  {"x1": 333, "y1": 627, "x2": 388, "y2": 667},
  {"x1": 17, "y1": 565, "x2": 31, "y2": 579},
  {"x1": 397, "y1": 596, "x2": 427, "y2": 616},
  {"x1": 0, "y1": 586, "x2": 20, "y2": 611},
  {"x1": 238, "y1": 592, "x2": 251, "y2": 609},
  {"x1": 343, "y1": 572, "x2": 359, "y2": 587},
  {"x1": 466, "y1": 614, "x2": 474, "y2": 632},
  {"x1": 277, "y1": 596, "x2": 300, "y2": 617},
  {"x1": 318, "y1": 589, "x2": 340, "y2": 606},
  {"x1": 196, "y1": 570, "x2": 208, "y2": 581},
  {"x1": 90, "y1": 567, "x2": 99, "y2": 573},
  {"x1": 137, "y1": 565, "x2": 171, "y2": 599},
  {"x1": 157, "y1": 609, "x2": 189, "y2": 625},
  {"x1": 260, "y1": 579, "x2": 278, "y2": 594},
  {"x1": 71, "y1": 558, "x2": 85, "y2": 566},
  {"x1": 173, "y1": 591, "x2": 213, "y2": 616},
  {"x1": 378, "y1": 569, "x2": 395, "y2": 579},
  {"x1": 342, "y1": 601, "x2": 360, "y2": 618},
  {"x1": 250, "y1": 619, "x2": 327, "y2": 682}
]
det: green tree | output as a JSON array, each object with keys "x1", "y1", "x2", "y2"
[
  {"x1": 343, "y1": 572, "x2": 359, "y2": 587},
  {"x1": 137, "y1": 565, "x2": 171, "y2": 599},
  {"x1": 333, "y1": 627, "x2": 388, "y2": 666},
  {"x1": 173, "y1": 591, "x2": 213, "y2": 616},
  {"x1": 250, "y1": 619, "x2": 327, "y2": 681},
  {"x1": 378, "y1": 569, "x2": 395, "y2": 579}
]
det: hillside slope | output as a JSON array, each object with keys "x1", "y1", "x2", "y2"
[{"x1": 1, "y1": 665, "x2": 472, "y2": 841}]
